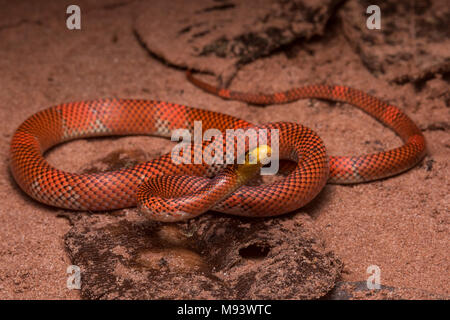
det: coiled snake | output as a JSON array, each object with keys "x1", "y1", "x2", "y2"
[{"x1": 9, "y1": 72, "x2": 426, "y2": 221}]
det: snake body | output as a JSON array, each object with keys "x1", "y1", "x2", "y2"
[{"x1": 9, "y1": 72, "x2": 426, "y2": 221}]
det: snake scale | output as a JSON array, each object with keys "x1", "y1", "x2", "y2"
[{"x1": 9, "y1": 71, "x2": 426, "y2": 221}]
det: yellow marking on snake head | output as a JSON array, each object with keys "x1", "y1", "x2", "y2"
[
  {"x1": 237, "y1": 145, "x2": 272, "y2": 181},
  {"x1": 246, "y1": 144, "x2": 272, "y2": 165}
]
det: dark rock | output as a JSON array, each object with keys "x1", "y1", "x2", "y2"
[
  {"x1": 339, "y1": 0, "x2": 450, "y2": 83},
  {"x1": 134, "y1": 0, "x2": 341, "y2": 85},
  {"x1": 65, "y1": 210, "x2": 342, "y2": 299}
]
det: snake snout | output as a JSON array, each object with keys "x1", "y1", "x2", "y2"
[{"x1": 246, "y1": 144, "x2": 272, "y2": 165}]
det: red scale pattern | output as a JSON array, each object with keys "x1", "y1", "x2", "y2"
[
  {"x1": 187, "y1": 71, "x2": 427, "y2": 184},
  {"x1": 9, "y1": 73, "x2": 426, "y2": 221}
]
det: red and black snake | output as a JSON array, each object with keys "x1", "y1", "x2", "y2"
[{"x1": 9, "y1": 71, "x2": 426, "y2": 221}]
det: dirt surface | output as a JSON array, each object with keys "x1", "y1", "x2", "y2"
[{"x1": 0, "y1": 0, "x2": 448, "y2": 299}]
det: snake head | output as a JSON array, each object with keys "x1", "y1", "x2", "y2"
[
  {"x1": 245, "y1": 144, "x2": 272, "y2": 165},
  {"x1": 236, "y1": 145, "x2": 272, "y2": 179}
]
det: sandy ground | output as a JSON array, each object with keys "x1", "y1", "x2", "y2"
[{"x1": 0, "y1": 1, "x2": 448, "y2": 299}]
